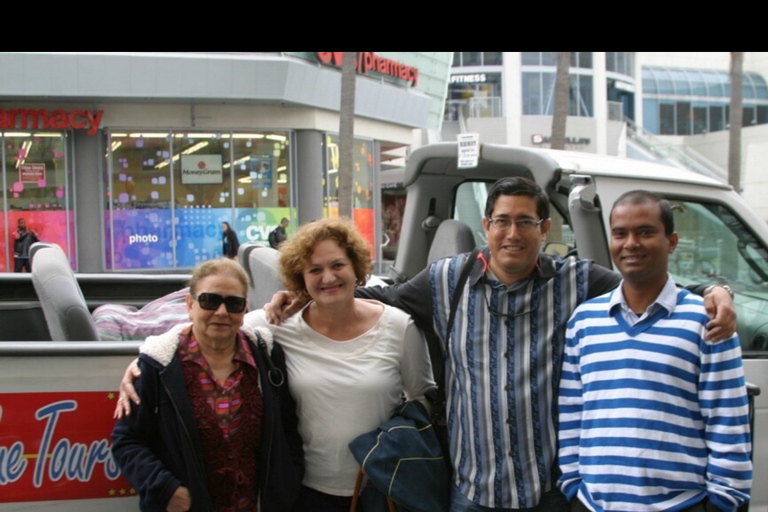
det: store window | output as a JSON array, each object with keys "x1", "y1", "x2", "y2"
[
  {"x1": 105, "y1": 130, "x2": 293, "y2": 270},
  {"x1": 2, "y1": 131, "x2": 74, "y2": 272},
  {"x1": 324, "y1": 134, "x2": 375, "y2": 254}
]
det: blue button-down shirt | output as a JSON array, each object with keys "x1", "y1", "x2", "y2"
[{"x1": 358, "y1": 250, "x2": 621, "y2": 509}]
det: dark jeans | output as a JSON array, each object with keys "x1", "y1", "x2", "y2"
[
  {"x1": 450, "y1": 484, "x2": 568, "y2": 512},
  {"x1": 293, "y1": 485, "x2": 353, "y2": 512},
  {"x1": 14, "y1": 257, "x2": 31, "y2": 273}
]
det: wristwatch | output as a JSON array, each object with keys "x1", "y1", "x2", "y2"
[{"x1": 704, "y1": 284, "x2": 735, "y2": 299}]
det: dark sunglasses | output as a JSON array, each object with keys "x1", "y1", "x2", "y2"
[{"x1": 193, "y1": 293, "x2": 247, "y2": 313}]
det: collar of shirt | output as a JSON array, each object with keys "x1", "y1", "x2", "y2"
[
  {"x1": 178, "y1": 326, "x2": 258, "y2": 370},
  {"x1": 469, "y1": 249, "x2": 556, "y2": 289},
  {"x1": 609, "y1": 274, "x2": 678, "y2": 325}
]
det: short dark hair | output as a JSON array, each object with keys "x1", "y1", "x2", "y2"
[
  {"x1": 610, "y1": 190, "x2": 674, "y2": 235},
  {"x1": 280, "y1": 217, "x2": 289, "y2": 224},
  {"x1": 485, "y1": 177, "x2": 549, "y2": 220}
]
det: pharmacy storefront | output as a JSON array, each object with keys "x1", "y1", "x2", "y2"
[{"x1": 0, "y1": 52, "x2": 446, "y2": 272}]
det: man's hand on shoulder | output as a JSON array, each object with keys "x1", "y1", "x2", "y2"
[
  {"x1": 263, "y1": 291, "x2": 307, "y2": 324},
  {"x1": 703, "y1": 286, "x2": 737, "y2": 342}
]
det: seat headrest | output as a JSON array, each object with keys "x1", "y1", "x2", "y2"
[{"x1": 427, "y1": 219, "x2": 476, "y2": 265}]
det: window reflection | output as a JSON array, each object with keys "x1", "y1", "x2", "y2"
[
  {"x1": 105, "y1": 130, "x2": 292, "y2": 270},
  {"x1": 2, "y1": 131, "x2": 73, "y2": 271}
]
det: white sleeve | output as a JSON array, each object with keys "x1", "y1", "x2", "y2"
[
  {"x1": 400, "y1": 316, "x2": 436, "y2": 412},
  {"x1": 244, "y1": 309, "x2": 271, "y2": 329}
]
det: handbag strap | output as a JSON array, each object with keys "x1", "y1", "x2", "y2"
[
  {"x1": 350, "y1": 469, "x2": 397, "y2": 512},
  {"x1": 430, "y1": 248, "x2": 481, "y2": 424}
]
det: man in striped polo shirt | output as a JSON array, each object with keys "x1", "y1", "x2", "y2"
[{"x1": 558, "y1": 191, "x2": 752, "y2": 512}]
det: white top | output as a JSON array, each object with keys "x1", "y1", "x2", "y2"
[{"x1": 246, "y1": 300, "x2": 435, "y2": 496}]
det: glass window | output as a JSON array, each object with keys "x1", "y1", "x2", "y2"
[
  {"x1": 690, "y1": 70, "x2": 707, "y2": 96},
  {"x1": 541, "y1": 52, "x2": 557, "y2": 66},
  {"x1": 522, "y1": 72, "x2": 543, "y2": 115},
  {"x1": 615, "y1": 51, "x2": 625, "y2": 76},
  {"x1": 571, "y1": 52, "x2": 592, "y2": 69},
  {"x1": 656, "y1": 69, "x2": 674, "y2": 95},
  {"x1": 452, "y1": 52, "x2": 460, "y2": 67},
  {"x1": 669, "y1": 199, "x2": 768, "y2": 353},
  {"x1": 542, "y1": 73, "x2": 556, "y2": 115},
  {"x1": 608, "y1": 52, "x2": 634, "y2": 77},
  {"x1": 483, "y1": 52, "x2": 502, "y2": 65},
  {"x1": 172, "y1": 132, "x2": 233, "y2": 267},
  {"x1": 744, "y1": 105, "x2": 756, "y2": 126},
  {"x1": 676, "y1": 102, "x2": 692, "y2": 135},
  {"x1": 522, "y1": 52, "x2": 540, "y2": 66},
  {"x1": 670, "y1": 69, "x2": 691, "y2": 95},
  {"x1": 578, "y1": 75, "x2": 593, "y2": 117},
  {"x1": 705, "y1": 72, "x2": 726, "y2": 97},
  {"x1": 758, "y1": 105, "x2": 768, "y2": 124},
  {"x1": 642, "y1": 68, "x2": 658, "y2": 94},
  {"x1": 751, "y1": 73, "x2": 768, "y2": 99},
  {"x1": 742, "y1": 73, "x2": 756, "y2": 99},
  {"x1": 710, "y1": 104, "x2": 726, "y2": 132},
  {"x1": 105, "y1": 129, "x2": 293, "y2": 270},
  {"x1": 106, "y1": 131, "x2": 173, "y2": 270},
  {"x1": 660, "y1": 103, "x2": 675, "y2": 135},
  {"x1": 2, "y1": 131, "x2": 73, "y2": 272},
  {"x1": 462, "y1": 52, "x2": 481, "y2": 66},
  {"x1": 643, "y1": 99, "x2": 660, "y2": 133},
  {"x1": 324, "y1": 134, "x2": 375, "y2": 255},
  {"x1": 230, "y1": 133, "x2": 292, "y2": 247},
  {"x1": 693, "y1": 104, "x2": 708, "y2": 134}
]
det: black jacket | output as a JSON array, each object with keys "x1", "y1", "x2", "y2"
[
  {"x1": 223, "y1": 229, "x2": 240, "y2": 258},
  {"x1": 111, "y1": 324, "x2": 304, "y2": 512}
]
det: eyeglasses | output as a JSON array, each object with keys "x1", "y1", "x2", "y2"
[
  {"x1": 486, "y1": 217, "x2": 547, "y2": 232},
  {"x1": 482, "y1": 277, "x2": 539, "y2": 319},
  {"x1": 193, "y1": 293, "x2": 247, "y2": 313}
]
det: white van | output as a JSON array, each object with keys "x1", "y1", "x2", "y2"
[
  {"x1": 389, "y1": 142, "x2": 766, "y2": 512},
  {"x1": 0, "y1": 142, "x2": 764, "y2": 511}
]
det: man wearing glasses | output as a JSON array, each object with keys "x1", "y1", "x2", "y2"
[{"x1": 352, "y1": 177, "x2": 736, "y2": 512}]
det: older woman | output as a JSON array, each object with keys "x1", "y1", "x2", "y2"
[
  {"x1": 245, "y1": 218, "x2": 435, "y2": 512},
  {"x1": 111, "y1": 258, "x2": 303, "y2": 512}
]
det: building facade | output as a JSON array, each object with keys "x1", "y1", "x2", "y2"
[
  {"x1": 0, "y1": 52, "x2": 452, "y2": 272},
  {"x1": 443, "y1": 52, "x2": 768, "y2": 217}
]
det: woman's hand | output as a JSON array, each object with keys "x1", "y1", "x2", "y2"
[
  {"x1": 113, "y1": 358, "x2": 141, "y2": 419},
  {"x1": 167, "y1": 485, "x2": 192, "y2": 512}
]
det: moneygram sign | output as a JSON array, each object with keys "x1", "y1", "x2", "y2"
[
  {"x1": 181, "y1": 154, "x2": 223, "y2": 184},
  {"x1": 316, "y1": 52, "x2": 418, "y2": 87}
]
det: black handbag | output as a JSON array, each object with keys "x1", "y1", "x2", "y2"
[{"x1": 348, "y1": 401, "x2": 450, "y2": 512}]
